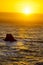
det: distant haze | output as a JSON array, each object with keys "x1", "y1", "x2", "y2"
[{"x1": 0, "y1": 12, "x2": 43, "y2": 25}]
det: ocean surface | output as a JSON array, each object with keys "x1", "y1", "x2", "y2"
[{"x1": 0, "y1": 23, "x2": 43, "y2": 65}]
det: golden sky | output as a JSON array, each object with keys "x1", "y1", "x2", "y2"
[{"x1": 0, "y1": 0, "x2": 43, "y2": 14}]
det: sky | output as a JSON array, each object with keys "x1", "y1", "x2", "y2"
[{"x1": 0, "y1": 0, "x2": 43, "y2": 14}]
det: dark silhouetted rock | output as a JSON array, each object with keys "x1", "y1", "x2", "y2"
[
  {"x1": 4, "y1": 34, "x2": 17, "y2": 42},
  {"x1": 35, "y1": 62, "x2": 43, "y2": 65}
]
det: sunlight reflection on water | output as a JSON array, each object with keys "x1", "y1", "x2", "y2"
[{"x1": 0, "y1": 24, "x2": 43, "y2": 65}]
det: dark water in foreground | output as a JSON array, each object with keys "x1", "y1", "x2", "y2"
[{"x1": 0, "y1": 23, "x2": 43, "y2": 65}]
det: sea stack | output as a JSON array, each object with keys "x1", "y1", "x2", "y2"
[
  {"x1": 35, "y1": 62, "x2": 43, "y2": 65},
  {"x1": 4, "y1": 34, "x2": 17, "y2": 42}
]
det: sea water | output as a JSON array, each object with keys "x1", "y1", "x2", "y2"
[{"x1": 0, "y1": 23, "x2": 43, "y2": 65}]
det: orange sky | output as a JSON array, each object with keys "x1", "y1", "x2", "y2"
[
  {"x1": 0, "y1": 0, "x2": 43, "y2": 24},
  {"x1": 0, "y1": 0, "x2": 43, "y2": 14}
]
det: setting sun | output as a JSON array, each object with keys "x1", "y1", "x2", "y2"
[{"x1": 23, "y1": 7, "x2": 31, "y2": 14}]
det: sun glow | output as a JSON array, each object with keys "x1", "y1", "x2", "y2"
[{"x1": 23, "y1": 7, "x2": 32, "y2": 14}]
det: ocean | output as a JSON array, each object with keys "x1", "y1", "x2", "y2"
[{"x1": 0, "y1": 23, "x2": 43, "y2": 65}]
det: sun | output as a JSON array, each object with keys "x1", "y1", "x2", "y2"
[{"x1": 23, "y1": 7, "x2": 31, "y2": 14}]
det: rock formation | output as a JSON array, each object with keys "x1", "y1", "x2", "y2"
[{"x1": 4, "y1": 34, "x2": 17, "y2": 42}]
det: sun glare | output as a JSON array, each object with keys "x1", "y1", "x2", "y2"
[{"x1": 23, "y1": 7, "x2": 31, "y2": 14}]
